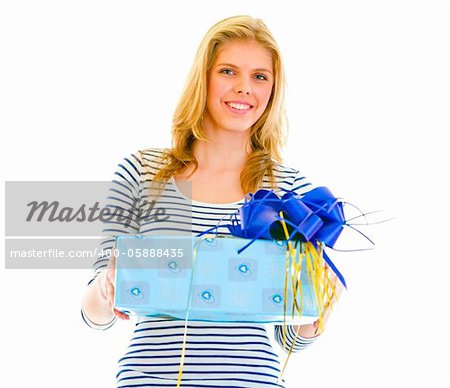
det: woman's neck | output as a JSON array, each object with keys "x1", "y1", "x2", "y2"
[
  {"x1": 192, "y1": 141, "x2": 249, "y2": 172},
  {"x1": 193, "y1": 125, "x2": 252, "y2": 172}
]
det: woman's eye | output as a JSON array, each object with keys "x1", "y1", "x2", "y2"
[
  {"x1": 255, "y1": 74, "x2": 268, "y2": 81},
  {"x1": 220, "y1": 68, "x2": 235, "y2": 75}
]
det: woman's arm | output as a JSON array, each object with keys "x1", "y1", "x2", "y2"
[
  {"x1": 81, "y1": 271, "x2": 116, "y2": 328},
  {"x1": 278, "y1": 269, "x2": 344, "y2": 351},
  {"x1": 274, "y1": 324, "x2": 319, "y2": 353},
  {"x1": 81, "y1": 260, "x2": 129, "y2": 329},
  {"x1": 295, "y1": 322, "x2": 321, "y2": 338},
  {"x1": 81, "y1": 151, "x2": 143, "y2": 329}
]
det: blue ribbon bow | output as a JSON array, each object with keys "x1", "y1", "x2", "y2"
[{"x1": 197, "y1": 186, "x2": 354, "y2": 288}]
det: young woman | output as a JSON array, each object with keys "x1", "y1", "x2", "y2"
[{"x1": 82, "y1": 15, "x2": 338, "y2": 388}]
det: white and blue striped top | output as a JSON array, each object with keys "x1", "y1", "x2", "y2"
[{"x1": 82, "y1": 147, "x2": 318, "y2": 388}]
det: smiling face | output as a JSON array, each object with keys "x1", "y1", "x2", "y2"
[{"x1": 203, "y1": 39, "x2": 274, "y2": 136}]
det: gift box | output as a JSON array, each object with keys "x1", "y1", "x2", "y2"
[{"x1": 114, "y1": 234, "x2": 320, "y2": 324}]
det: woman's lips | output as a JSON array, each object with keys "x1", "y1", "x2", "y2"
[{"x1": 225, "y1": 101, "x2": 254, "y2": 114}]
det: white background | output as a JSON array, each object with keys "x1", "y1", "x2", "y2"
[{"x1": 1, "y1": 1, "x2": 449, "y2": 387}]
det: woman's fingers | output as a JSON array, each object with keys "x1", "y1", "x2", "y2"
[
  {"x1": 106, "y1": 255, "x2": 129, "y2": 320},
  {"x1": 96, "y1": 256, "x2": 129, "y2": 321},
  {"x1": 105, "y1": 255, "x2": 116, "y2": 299},
  {"x1": 107, "y1": 280, "x2": 114, "y2": 310},
  {"x1": 109, "y1": 254, "x2": 116, "y2": 272},
  {"x1": 114, "y1": 308, "x2": 130, "y2": 320}
]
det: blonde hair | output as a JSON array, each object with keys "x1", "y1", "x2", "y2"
[{"x1": 149, "y1": 15, "x2": 288, "y2": 199}]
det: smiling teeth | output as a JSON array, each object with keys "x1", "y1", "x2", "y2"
[{"x1": 227, "y1": 102, "x2": 251, "y2": 110}]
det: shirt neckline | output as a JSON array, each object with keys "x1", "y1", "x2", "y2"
[{"x1": 170, "y1": 176, "x2": 246, "y2": 207}]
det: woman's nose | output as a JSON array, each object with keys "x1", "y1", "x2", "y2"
[{"x1": 234, "y1": 77, "x2": 252, "y2": 95}]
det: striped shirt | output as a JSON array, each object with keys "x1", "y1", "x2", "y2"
[{"x1": 82, "y1": 147, "x2": 318, "y2": 388}]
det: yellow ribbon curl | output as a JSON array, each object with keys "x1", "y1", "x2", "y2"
[{"x1": 276, "y1": 211, "x2": 339, "y2": 384}]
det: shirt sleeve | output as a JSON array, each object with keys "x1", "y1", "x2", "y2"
[
  {"x1": 274, "y1": 325, "x2": 319, "y2": 353},
  {"x1": 291, "y1": 168, "x2": 314, "y2": 195},
  {"x1": 81, "y1": 150, "x2": 144, "y2": 330},
  {"x1": 273, "y1": 168, "x2": 320, "y2": 353}
]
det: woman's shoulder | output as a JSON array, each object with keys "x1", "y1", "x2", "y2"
[
  {"x1": 272, "y1": 161, "x2": 300, "y2": 176},
  {"x1": 271, "y1": 161, "x2": 313, "y2": 195},
  {"x1": 139, "y1": 147, "x2": 167, "y2": 162},
  {"x1": 114, "y1": 147, "x2": 169, "y2": 181},
  {"x1": 129, "y1": 147, "x2": 171, "y2": 179},
  {"x1": 131, "y1": 147, "x2": 169, "y2": 168}
]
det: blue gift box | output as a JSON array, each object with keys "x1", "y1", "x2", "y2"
[{"x1": 114, "y1": 234, "x2": 319, "y2": 324}]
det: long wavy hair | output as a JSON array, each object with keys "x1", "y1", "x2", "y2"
[{"x1": 148, "y1": 15, "x2": 288, "y2": 200}]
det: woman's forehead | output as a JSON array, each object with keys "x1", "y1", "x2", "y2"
[{"x1": 213, "y1": 39, "x2": 273, "y2": 70}]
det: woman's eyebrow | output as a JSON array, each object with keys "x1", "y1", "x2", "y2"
[{"x1": 216, "y1": 62, "x2": 272, "y2": 74}]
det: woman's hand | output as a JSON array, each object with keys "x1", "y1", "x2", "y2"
[
  {"x1": 96, "y1": 254, "x2": 129, "y2": 320},
  {"x1": 312, "y1": 271, "x2": 345, "y2": 334},
  {"x1": 295, "y1": 270, "x2": 345, "y2": 338}
]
